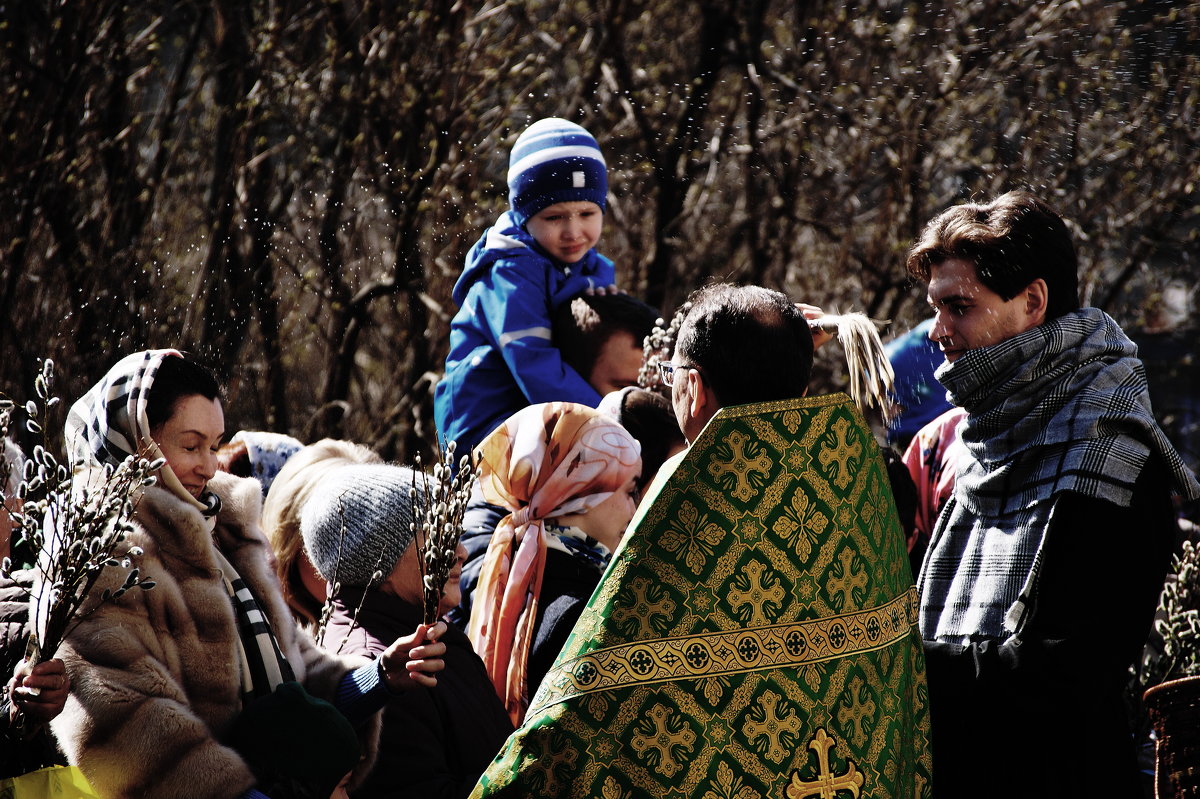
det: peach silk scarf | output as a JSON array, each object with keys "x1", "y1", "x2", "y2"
[{"x1": 467, "y1": 402, "x2": 641, "y2": 725}]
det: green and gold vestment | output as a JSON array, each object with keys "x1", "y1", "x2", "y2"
[{"x1": 471, "y1": 394, "x2": 932, "y2": 798}]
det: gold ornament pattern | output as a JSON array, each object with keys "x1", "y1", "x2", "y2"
[
  {"x1": 536, "y1": 588, "x2": 916, "y2": 708},
  {"x1": 472, "y1": 395, "x2": 931, "y2": 799},
  {"x1": 785, "y1": 728, "x2": 864, "y2": 798}
]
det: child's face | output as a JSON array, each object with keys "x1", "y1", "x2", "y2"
[{"x1": 526, "y1": 201, "x2": 603, "y2": 264}]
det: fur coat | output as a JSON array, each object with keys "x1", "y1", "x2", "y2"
[{"x1": 49, "y1": 471, "x2": 378, "y2": 799}]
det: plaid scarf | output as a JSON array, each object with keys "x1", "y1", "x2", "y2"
[{"x1": 919, "y1": 309, "x2": 1200, "y2": 643}]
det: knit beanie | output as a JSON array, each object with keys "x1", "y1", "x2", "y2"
[
  {"x1": 228, "y1": 681, "x2": 360, "y2": 799},
  {"x1": 507, "y1": 117, "x2": 607, "y2": 228},
  {"x1": 300, "y1": 463, "x2": 420, "y2": 588}
]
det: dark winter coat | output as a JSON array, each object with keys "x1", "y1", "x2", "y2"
[
  {"x1": 324, "y1": 589, "x2": 513, "y2": 799},
  {"x1": 923, "y1": 459, "x2": 1174, "y2": 798},
  {"x1": 525, "y1": 547, "x2": 606, "y2": 702}
]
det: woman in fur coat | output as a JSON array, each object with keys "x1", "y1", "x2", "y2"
[{"x1": 46, "y1": 350, "x2": 448, "y2": 799}]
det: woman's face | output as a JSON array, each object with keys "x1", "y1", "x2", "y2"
[
  {"x1": 297, "y1": 550, "x2": 328, "y2": 606},
  {"x1": 150, "y1": 395, "x2": 225, "y2": 498},
  {"x1": 578, "y1": 473, "x2": 641, "y2": 552},
  {"x1": 384, "y1": 538, "x2": 468, "y2": 615}
]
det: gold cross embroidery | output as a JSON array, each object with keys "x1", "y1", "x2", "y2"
[
  {"x1": 785, "y1": 728, "x2": 864, "y2": 799},
  {"x1": 727, "y1": 559, "x2": 787, "y2": 626},
  {"x1": 816, "y1": 417, "x2": 863, "y2": 490},
  {"x1": 826, "y1": 547, "x2": 869, "y2": 612},
  {"x1": 707, "y1": 430, "x2": 773, "y2": 502}
]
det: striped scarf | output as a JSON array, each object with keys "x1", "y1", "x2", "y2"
[
  {"x1": 213, "y1": 547, "x2": 295, "y2": 702},
  {"x1": 919, "y1": 308, "x2": 1200, "y2": 642}
]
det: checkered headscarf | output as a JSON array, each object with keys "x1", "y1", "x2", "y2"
[{"x1": 65, "y1": 349, "x2": 217, "y2": 515}]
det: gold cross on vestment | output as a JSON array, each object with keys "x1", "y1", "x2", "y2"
[{"x1": 785, "y1": 728, "x2": 864, "y2": 799}]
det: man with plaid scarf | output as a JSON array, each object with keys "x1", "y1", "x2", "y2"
[{"x1": 907, "y1": 191, "x2": 1200, "y2": 797}]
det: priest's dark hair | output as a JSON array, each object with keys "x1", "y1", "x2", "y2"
[{"x1": 675, "y1": 284, "x2": 814, "y2": 408}]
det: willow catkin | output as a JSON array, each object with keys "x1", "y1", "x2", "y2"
[{"x1": 412, "y1": 443, "x2": 478, "y2": 627}]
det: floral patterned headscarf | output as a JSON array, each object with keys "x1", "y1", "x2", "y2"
[{"x1": 467, "y1": 402, "x2": 641, "y2": 725}]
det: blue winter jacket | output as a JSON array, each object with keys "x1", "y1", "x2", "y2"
[{"x1": 434, "y1": 212, "x2": 615, "y2": 453}]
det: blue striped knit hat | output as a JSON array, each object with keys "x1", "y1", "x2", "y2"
[{"x1": 507, "y1": 118, "x2": 607, "y2": 228}]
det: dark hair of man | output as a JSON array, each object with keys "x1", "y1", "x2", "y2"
[
  {"x1": 146, "y1": 354, "x2": 222, "y2": 430},
  {"x1": 905, "y1": 190, "x2": 1080, "y2": 320},
  {"x1": 552, "y1": 292, "x2": 659, "y2": 379},
  {"x1": 609, "y1": 388, "x2": 686, "y2": 487},
  {"x1": 675, "y1": 284, "x2": 814, "y2": 408}
]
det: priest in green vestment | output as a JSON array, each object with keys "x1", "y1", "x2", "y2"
[{"x1": 471, "y1": 285, "x2": 932, "y2": 798}]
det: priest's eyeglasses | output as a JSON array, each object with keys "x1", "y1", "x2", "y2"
[{"x1": 657, "y1": 361, "x2": 700, "y2": 387}]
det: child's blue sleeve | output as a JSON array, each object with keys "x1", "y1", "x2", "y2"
[{"x1": 475, "y1": 259, "x2": 603, "y2": 406}]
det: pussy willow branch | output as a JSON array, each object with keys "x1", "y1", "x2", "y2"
[
  {"x1": 1148, "y1": 539, "x2": 1200, "y2": 685},
  {"x1": 412, "y1": 442, "x2": 477, "y2": 628},
  {"x1": 638, "y1": 302, "x2": 692, "y2": 395},
  {"x1": 1, "y1": 359, "x2": 157, "y2": 675}
]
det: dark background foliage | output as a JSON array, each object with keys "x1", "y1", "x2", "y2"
[{"x1": 2, "y1": 0, "x2": 1197, "y2": 464}]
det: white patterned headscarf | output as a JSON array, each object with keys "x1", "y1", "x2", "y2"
[
  {"x1": 65, "y1": 349, "x2": 217, "y2": 515},
  {"x1": 230, "y1": 430, "x2": 303, "y2": 497}
]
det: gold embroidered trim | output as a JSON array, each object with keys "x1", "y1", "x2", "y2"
[{"x1": 533, "y1": 586, "x2": 918, "y2": 712}]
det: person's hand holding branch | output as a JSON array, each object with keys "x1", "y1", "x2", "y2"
[
  {"x1": 379, "y1": 621, "x2": 447, "y2": 691},
  {"x1": 7, "y1": 657, "x2": 69, "y2": 725}
]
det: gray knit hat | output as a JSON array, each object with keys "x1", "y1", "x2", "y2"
[{"x1": 300, "y1": 463, "x2": 422, "y2": 587}]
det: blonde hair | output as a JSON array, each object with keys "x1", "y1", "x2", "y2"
[{"x1": 262, "y1": 439, "x2": 381, "y2": 626}]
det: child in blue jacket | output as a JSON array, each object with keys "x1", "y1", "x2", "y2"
[{"x1": 434, "y1": 118, "x2": 617, "y2": 453}]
